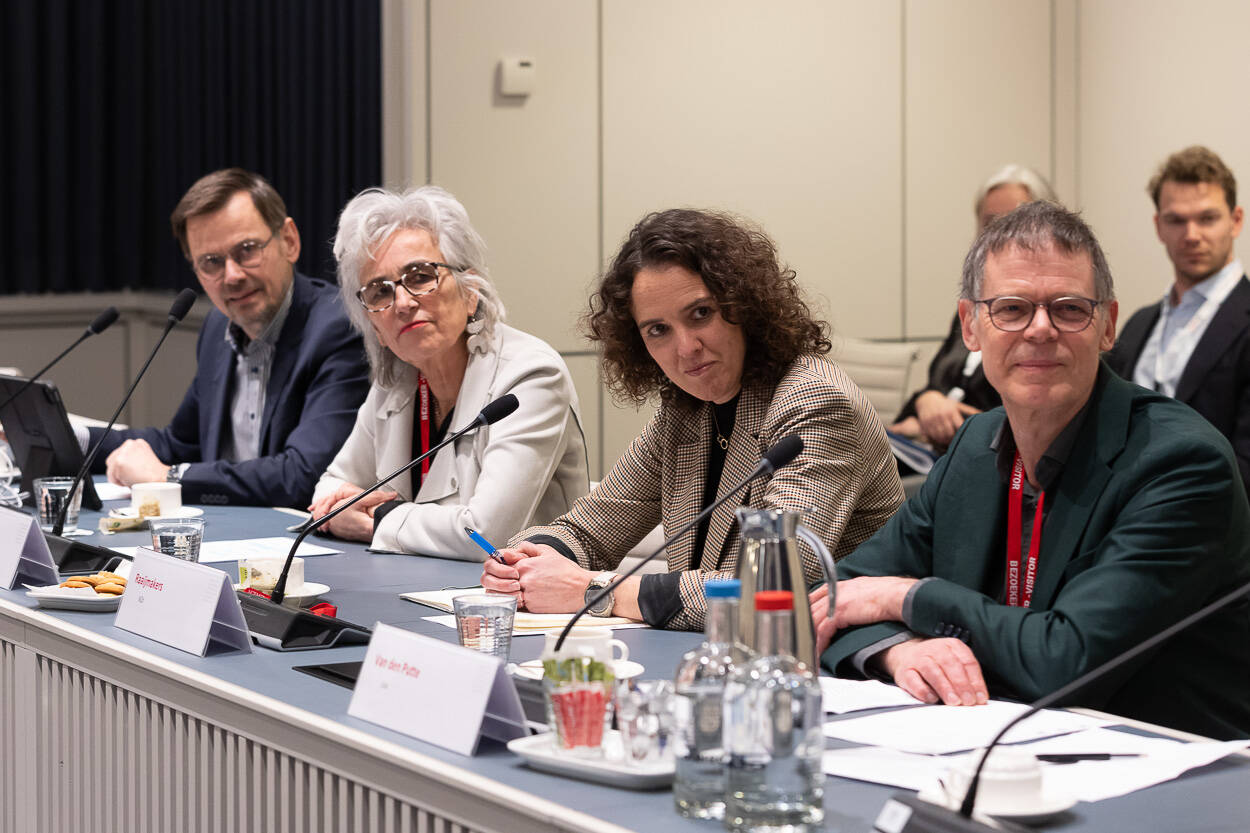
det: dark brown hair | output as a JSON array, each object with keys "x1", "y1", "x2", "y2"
[
  {"x1": 1148, "y1": 146, "x2": 1237, "y2": 211},
  {"x1": 586, "y1": 208, "x2": 831, "y2": 407},
  {"x1": 170, "y1": 168, "x2": 288, "y2": 257}
]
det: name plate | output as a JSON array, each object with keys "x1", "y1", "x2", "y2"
[
  {"x1": 114, "y1": 548, "x2": 251, "y2": 656},
  {"x1": 0, "y1": 506, "x2": 59, "y2": 589},
  {"x1": 348, "y1": 623, "x2": 527, "y2": 756}
]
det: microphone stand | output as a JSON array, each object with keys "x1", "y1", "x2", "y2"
[{"x1": 553, "y1": 435, "x2": 815, "y2": 652}]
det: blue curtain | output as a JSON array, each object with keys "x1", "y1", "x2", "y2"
[{"x1": 1, "y1": 0, "x2": 382, "y2": 294}]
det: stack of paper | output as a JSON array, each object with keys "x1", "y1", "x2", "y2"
[{"x1": 401, "y1": 587, "x2": 648, "y2": 636}]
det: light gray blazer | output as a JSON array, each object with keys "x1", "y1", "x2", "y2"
[{"x1": 313, "y1": 324, "x2": 590, "y2": 559}]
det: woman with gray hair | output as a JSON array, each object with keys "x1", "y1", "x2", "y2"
[
  {"x1": 309, "y1": 186, "x2": 590, "y2": 559},
  {"x1": 891, "y1": 164, "x2": 1058, "y2": 451}
]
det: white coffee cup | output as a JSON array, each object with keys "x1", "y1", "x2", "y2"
[
  {"x1": 131, "y1": 481, "x2": 182, "y2": 518},
  {"x1": 540, "y1": 627, "x2": 629, "y2": 665},
  {"x1": 942, "y1": 747, "x2": 1045, "y2": 811}
]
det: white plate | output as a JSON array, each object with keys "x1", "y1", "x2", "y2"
[
  {"x1": 507, "y1": 731, "x2": 674, "y2": 789},
  {"x1": 24, "y1": 585, "x2": 123, "y2": 612},
  {"x1": 109, "y1": 506, "x2": 205, "y2": 523},
  {"x1": 234, "y1": 582, "x2": 330, "y2": 608},
  {"x1": 511, "y1": 658, "x2": 645, "y2": 682},
  {"x1": 917, "y1": 784, "x2": 1076, "y2": 822}
]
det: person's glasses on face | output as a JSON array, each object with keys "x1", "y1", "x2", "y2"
[
  {"x1": 193, "y1": 232, "x2": 278, "y2": 278},
  {"x1": 356, "y1": 261, "x2": 459, "y2": 313},
  {"x1": 976, "y1": 296, "x2": 1100, "y2": 333}
]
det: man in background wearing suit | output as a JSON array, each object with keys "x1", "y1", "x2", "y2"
[
  {"x1": 813, "y1": 201, "x2": 1250, "y2": 740},
  {"x1": 1105, "y1": 146, "x2": 1249, "y2": 489},
  {"x1": 83, "y1": 168, "x2": 370, "y2": 507}
]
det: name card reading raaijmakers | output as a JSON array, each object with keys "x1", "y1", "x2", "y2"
[
  {"x1": 348, "y1": 623, "x2": 527, "y2": 756},
  {"x1": 113, "y1": 547, "x2": 251, "y2": 656}
]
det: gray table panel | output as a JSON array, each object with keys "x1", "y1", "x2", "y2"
[{"x1": 2, "y1": 495, "x2": 1247, "y2": 832}]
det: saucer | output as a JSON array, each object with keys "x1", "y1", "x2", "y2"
[
  {"x1": 25, "y1": 584, "x2": 123, "y2": 612},
  {"x1": 511, "y1": 658, "x2": 645, "y2": 681},
  {"x1": 234, "y1": 582, "x2": 329, "y2": 608},
  {"x1": 918, "y1": 783, "x2": 1076, "y2": 822},
  {"x1": 507, "y1": 731, "x2": 673, "y2": 789}
]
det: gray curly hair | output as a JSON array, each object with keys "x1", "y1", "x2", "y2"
[{"x1": 334, "y1": 186, "x2": 506, "y2": 387}]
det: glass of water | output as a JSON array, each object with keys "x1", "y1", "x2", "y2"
[
  {"x1": 150, "y1": 517, "x2": 206, "y2": 562},
  {"x1": 33, "y1": 476, "x2": 83, "y2": 533},
  {"x1": 452, "y1": 593, "x2": 517, "y2": 660}
]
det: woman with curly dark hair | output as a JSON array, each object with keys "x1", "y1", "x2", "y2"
[{"x1": 481, "y1": 209, "x2": 903, "y2": 631}]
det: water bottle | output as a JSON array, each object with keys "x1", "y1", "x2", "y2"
[
  {"x1": 672, "y1": 579, "x2": 744, "y2": 819},
  {"x1": 723, "y1": 590, "x2": 824, "y2": 832}
]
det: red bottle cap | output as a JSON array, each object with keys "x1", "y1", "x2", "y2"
[{"x1": 754, "y1": 590, "x2": 793, "y2": 610}]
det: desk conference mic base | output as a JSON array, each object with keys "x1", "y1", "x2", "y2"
[
  {"x1": 874, "y1": 794, "x2": 1031, "y2": 833},
  {"x1": 44, "y1": 533, "x2": 127, "y2": 574},
  {"x1": 235, "y1": 591, "x2": 372, "y2": 652}
]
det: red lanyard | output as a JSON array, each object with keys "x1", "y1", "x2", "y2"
[
  {"x1": 417, "y1": 374, "x2": 432, "y2": 486},
  {"x1": 1006, "y1": 452, "x2": 1045, "y2": 607}
]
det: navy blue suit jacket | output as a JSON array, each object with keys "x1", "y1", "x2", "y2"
[
  {"x1": 91, "y1": 273, "x2": 370, "y2": 507},
  {"x1": 1104, "y1": 275, "x2": 1250, "y2": 490}
]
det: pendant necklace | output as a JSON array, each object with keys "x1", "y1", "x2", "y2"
[{"x1": 711, "y1": 405, "x2": 730, "y2": 450}]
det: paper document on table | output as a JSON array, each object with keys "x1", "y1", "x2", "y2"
[
  {"x1": 93, "y1": 482, "x2": 131, "y2": 501},
  {"x1": 111, "y1": 537, "x2": 340, "y2": 564},
  {"x1": 401, "y1": 587, "x2": 640, "y2": 629},
  {"x1": 1027, "y1": 732, "x2": 1250, "y2": 803},
  {"x1": 822, "y1": 747, "x2": 945, "y2": 791},
  {"x1": 424, "y1": 612, "x2": 648, "y2": 637},
  {"x1": 1019, "y1": 726, "x2": 1183, "y2": 757},
  {"x1": 823, "y1": 700, "x2": 1109, "y2": 754},
  {"x1": 820, "y1": 677, "x2": 923, "y2": 713}
]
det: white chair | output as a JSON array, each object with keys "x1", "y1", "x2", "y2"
[{"x1": 832, "y1": 335, "x2": 923, "y2": 423}]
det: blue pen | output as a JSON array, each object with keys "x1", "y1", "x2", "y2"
[{"x1": 464, "y1": 527, "x2": 506, "y2": 563}]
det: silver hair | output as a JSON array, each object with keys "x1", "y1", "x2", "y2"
[
  {"x1": 961, "y1": 201, "x2": 1115, "y2": 303},
  {"x1": 334, "y1": 186, "x2": 506, "y2": 387},
  {"x1": 973, "y1": 164, "x2": 1059, "y2": 217}
]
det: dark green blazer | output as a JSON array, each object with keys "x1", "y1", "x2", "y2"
[{"x1": 822, "y1": 364, "x2": 1250, "y2": 740}]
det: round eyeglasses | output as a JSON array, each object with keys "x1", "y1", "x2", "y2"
[
  {"x1": 356, "y1": 261, "x2": 459, "y2": 312},
  {"x1": 194, "y1": 232, "x2": 277, "y2": 278},
  {"x1": 975, "y1": 296, "x2": 1100, "y2": 333}
]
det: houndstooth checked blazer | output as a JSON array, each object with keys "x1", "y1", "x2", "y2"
[{"x1": 514, "y1": 353, "x2": 905, "y2": 631}]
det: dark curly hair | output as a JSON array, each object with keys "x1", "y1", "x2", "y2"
[{"x1": 586, "y1": 208, "x2": 831, "y2": 407}]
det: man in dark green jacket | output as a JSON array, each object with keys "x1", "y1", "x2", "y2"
[{"x1": 815, "y1": 201, "x2": 1250, "y2": 740}]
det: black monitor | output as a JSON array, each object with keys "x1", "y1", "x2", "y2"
[{"x1": 0, "y1": 376, "x2": 102, "y2": 511}]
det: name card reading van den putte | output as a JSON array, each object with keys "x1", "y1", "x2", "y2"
[{"x1": 348, "y1": 623, "x2": 526, "y2": 756}]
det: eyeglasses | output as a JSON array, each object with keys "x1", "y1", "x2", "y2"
[
  {"x1": 356, "y1": 261, "x2": 459, "y2": 312},
  {"x1": 975, "y1": 296, "x2": 1100, "y2": 333},
  {"x1": 193, "y1": 232, "x2": 278, "y2": 278}
]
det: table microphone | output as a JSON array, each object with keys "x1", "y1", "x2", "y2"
[
  {"x1": 553, "y1": 434, "x2": 817, "y2": 652},
  {"x1": 267, "y1": 393, "x2": 520, "y2": 605},
  {"x1": 50, "y1": 290, "x2": 196, "y2": 540},
  {"x1": 0, "y1": 306, "x2": 120, "y2": 412},
  {"x1": 872, "y1": 573, "x2": 1250, "y2": 833}
]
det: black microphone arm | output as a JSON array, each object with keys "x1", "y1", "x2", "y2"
[
  {"x1": 51, "y1": 290, "x2": 196, "y2": 536},
  {"x1": 269, "y1": 393, "x2": 520, "y2": 604},
  {"x1": 0, "y1": 306, "x2": 120, "y2": 412},
  {"x1": 552, "y1": 434, "x2": 806, "y2": 652},
  {"x1": 956, "y1": 577, "x2": 1250, "y2": 820}
]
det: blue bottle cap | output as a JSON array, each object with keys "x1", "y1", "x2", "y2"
[{"x1": 705, "y1": 579, "x2": 741, "y2": 598}]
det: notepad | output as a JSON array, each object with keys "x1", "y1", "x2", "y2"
[{"x1": 400, "y1": 587, "x2": 648, "y2": 634}]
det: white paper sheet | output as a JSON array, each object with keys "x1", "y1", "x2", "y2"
[
  {"x1": 112, "y1": 537, "x2": 340, "y2": 564},
  {"x1": 424, "y1": 613, "x2": 650, "y2": 637},
  {"x1": 820, "y1": 677, "x2": 924, "y2": 713},
  {"x1": 822, "y1": 746, "x2": 945, "y2": 791},
  {"x1": 823, "y1": 700, "x2": 1109, "y2": 754},
  {"x1": 1019, "y1": 726, "x2": 1183, "y2": 757},
  {"x1": 402, "y1": 587, "x2": 642, "y2": 629},
  {"x1": 93, "y1": 482, "x2": 131, "y2": 501},
  {"x1": 1037, "y1": 737, "x2": 1250, "y2": 803}
]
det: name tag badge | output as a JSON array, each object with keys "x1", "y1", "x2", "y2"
[
  {"x1": 0, "y1": 506, "x2": 60, "y2": 589},
  {"x1": 348, "y1": 623, "x2": 527, "y2": 756},
  {"x1": 114, "y1": 547, "x2": 252, "y2": 656}
]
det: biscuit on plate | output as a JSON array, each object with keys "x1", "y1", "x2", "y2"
[{"x1": 94, "y1": 583, "x2": 125, "y2": 595}]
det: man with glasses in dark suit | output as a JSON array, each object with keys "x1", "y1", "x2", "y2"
[{"x1": 82, "y1": 168, "x2": 369, "y2": 507}]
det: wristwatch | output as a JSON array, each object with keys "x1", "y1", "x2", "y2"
[
  {"x1": 166, "y1": 463, "x2": 187, "y2": 483},
  {"x1": 584, "y1": 572, "x2": 617, "y2": 617}
]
